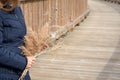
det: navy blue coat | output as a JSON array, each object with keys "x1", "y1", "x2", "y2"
[{"x1": 0, "y1": 6, "x2": 31, "y2": 80}]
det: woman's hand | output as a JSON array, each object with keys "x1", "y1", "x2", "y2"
[{"x1": 26, "y1": 56, "x2": 36, "y2": 69}]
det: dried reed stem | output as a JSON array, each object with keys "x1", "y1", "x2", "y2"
[{"x1": 19, "y1": 23, "x2": 50, "y2": 80}]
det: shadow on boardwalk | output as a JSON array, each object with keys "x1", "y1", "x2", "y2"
[
  {"x1": 97, "y1": 1, "x2": 120, "y2": 80},
  {"x1": 97, "y1": 38, "x2": 120, "y2": 80}
]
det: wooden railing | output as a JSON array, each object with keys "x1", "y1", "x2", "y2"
[
  {"x1": 105, "y1": 0, "x2": 120, "y2": 3},
  {"x1": 20, "y1": 0, "x2": 89, "y2": 39}
]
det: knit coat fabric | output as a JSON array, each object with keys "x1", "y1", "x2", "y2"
[{"x1": 0, "y1": 6, "x2": 31, "y2": 80}]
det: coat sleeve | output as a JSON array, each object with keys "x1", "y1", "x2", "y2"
[{"x1": 0, "y1": 17, "x2": 27, "y2": 71}]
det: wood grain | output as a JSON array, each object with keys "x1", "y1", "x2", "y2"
[{"x1": 30, "y1": 0, "x2": 120, "y2": 80}]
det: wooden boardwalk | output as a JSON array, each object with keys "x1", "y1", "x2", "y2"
[{"x1": 30, "y1": 0, "x2": 120, "y2": 80}]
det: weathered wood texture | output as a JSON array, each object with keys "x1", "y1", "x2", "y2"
[
  {"x1": 30, "y1": 0, "x2": 120, "y2": 80},
  {"x1": 20, "y1": 0, "x2": 88, "y2": 34}
]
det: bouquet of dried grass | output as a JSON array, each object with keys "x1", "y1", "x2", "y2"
[{"x1": 19, "y1": 23, "x2": 50, "y2": 80}]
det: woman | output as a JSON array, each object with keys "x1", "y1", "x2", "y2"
[{"x1": 0, "y1": 0, "x2": 35, "y2": 80}]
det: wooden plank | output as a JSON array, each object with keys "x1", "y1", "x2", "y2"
[{"x1": 30, "y1": 0, "x2": 120, "y2": 80}]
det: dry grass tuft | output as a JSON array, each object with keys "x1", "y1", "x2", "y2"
[
  {"x1": 20, "y1": 23, "x2": 50, "y2": 56},
  {"x1": 19, "y1": 23, "x2": 50, "y2": 80}
]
